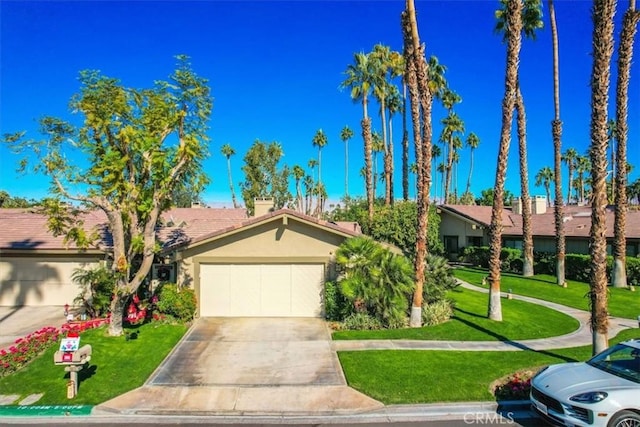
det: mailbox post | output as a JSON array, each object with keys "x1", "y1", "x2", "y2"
[{"x1": 53, "y1": 332, "x2": 92, "y2": 399}]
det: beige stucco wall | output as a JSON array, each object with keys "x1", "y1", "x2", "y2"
[
  {"x1": 438, "y1": 213, "x2": 485, "y2": 249},
  {"x1": 176, "y1": 217, "x2": 349, "y2": 311},
  {"x1": 0, "y1": 254, "x2": 101, "y2": 306}
]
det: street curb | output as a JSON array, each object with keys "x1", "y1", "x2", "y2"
[{"x1": 0, "y1": 404, "x2": 93, "y2": 417}]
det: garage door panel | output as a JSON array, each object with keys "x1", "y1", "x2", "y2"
[
  {"x1": 229, "y1": 265, "x2": 261, "y2": 317},
  {"x1": 260, "y1": 265, "x2": 291, "y2": 316},
  {"x1": 200, "y1": 263, "x2": 323, "y2": 318}
]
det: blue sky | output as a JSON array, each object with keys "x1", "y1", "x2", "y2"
[{"x1": 1, "y1": 0, "x2": 638, "y2": 207}]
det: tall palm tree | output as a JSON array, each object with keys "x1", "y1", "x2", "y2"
[
  {"x1": 562, "y1": 147, "x2": 579, "y2": 204},
  {"x1": 292, "y1": 165, "x2": 305, "y2": 213},
  {"x1": 488, "y1": 0, "x2": 523, "y2": 321},
  {"x1": 464, "y1": 133, "x2": 480, "y2": 196},
  {"x1": 607, "y1": 119, "x2": 617, "y2": 203},
  {"x1": 550, "y1": 0, "x2": 567, "y2": 289},
  {"x1": 303, "y1": 174, "x2": 314, "y2": 215},
  {"x1": 312, "y1": 128, "x2": 328, "y2": 190},
  {"x1": 402, "y1": 0, "x2": 434, "y2": 327},
  {"x1": 588, "y1": 0, "x2": 616, "y2": 355},
  {"x1": 221, "y1": 143, "x2": 239, "y2": 208},
  {"x1": 371, "y1": 131, "x2": 384, "y2": 198},
  {"x1": 431, "y1": 144, "x2": 442, "y2": 201},
  {"x1": 440, "y1": 89, "x2": 464, "y2": 204},
  {"x1": 341, "y1": 52, "x2": 375, "y2": 221},
  {"x1": 612, "y1": 0, "x2": 639, "y2": 289},
  {"x1": 497, "y1": 0, "x2": 543, "y2": 279},
  {"x1": 340, "y1": 125, "x2": 354, "y2": 199},
  {"x1": 576, "y1": 154, "x2": 592, "y2": 204},
  {"x1": 386, "y1": 84, "x2": 402, "y2": 204},
  {"x1": 535, "y1": 166, "x2": 555, "y2": 207}
]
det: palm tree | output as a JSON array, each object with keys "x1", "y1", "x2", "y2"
[
  {"x1": 607, "y1": 119, "x2": 617, "y2": 203},
  {"x1": 576, "y1": 154, "x2": 591, "y2": 204},
  {"x1": 371, "y1": 131, "x2": 384, "y2": 198},
  {"x1": 303, "y1": 174, "x2": 314, "y2": 215},
  {"x1": 488, "y1": 0, "x2": 523, "y2": 321},
  {"x1": 341, "y1": 52, "x2": 375, "y2": 221},
  {"x1": 535, "y1": 166, "x2": 555, "y2": 207},
  {"x1": 292, "y1": 165, "x2": 305, "y2": 213},
  {"x1": 340, "y1": 125, "x2": 354, "y2": 198},
  {"x1": 221, "y1": 143, "x2": 239, "y2": 208},
  {"x1": 431, "y1": 144, "x2": 442, "y2": 201},
  {"x1": 402, "y1": 0, "x2": 434, "y2": 327},
  {"x1": 546, "y1": 0, "x2": 567, "y2": 287},
  {"x1": 562, "y1": 147, "x2": 579, "y2": 204},
  {"x1": 588, "y1": 0, "x2": 616, "y2": 355},
  {"x1": 464, "y1": 133, "x2": 480, "y2": 196},
  {"x1": 612, "y1": 0, "x2": 639, "y2": 289},
  {"x1": 440, "y1": 89, "x2": 464, "y2": 204},
  {"x1": 386, "y1": 84, "x2": 402, "y2": 204},
  {"x1": 312, "y1": 129, "x2": 328, "y2": 216}
]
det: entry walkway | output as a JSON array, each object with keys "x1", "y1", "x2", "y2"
[{"x1": 332, "y1": 281, "x2": 637, "y2": 352}]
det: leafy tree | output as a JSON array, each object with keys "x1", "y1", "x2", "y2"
[
  {"x1": 612, "y1": 1, "x2": 639, "y2": 289},
  {"x1": 239, "y1": 140, "x2": 291, "y2": 215},
  {"x1": 3, "y1": 56, "x2": 212, "y2": 336},
  {"x1": 0, "y1": 191, "x2": 38, "y2": 208},
  {"x1": 588, "y1": 0, "x2": 616, "y2": 355},
  {"x1": 221, "y1": 143, "x2": 240, "y2": 208},
  {"x1": 475, "y1": 188, "x2": 514, "y2": 206},
  {"x1": 72, "y1": 266, "x2": 116, "y2": 318}
]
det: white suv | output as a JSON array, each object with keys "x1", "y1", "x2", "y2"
[{"x1": 530, "y1": 339, "x2": 640, "y2": 427}]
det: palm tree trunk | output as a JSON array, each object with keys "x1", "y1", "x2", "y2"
[
  {"x1": 444, "y1": 136, "x2": 453, "y2": 203},
  {"x1": 388, "y1": 116, "x2": 395, "y2": 204},
  {"x1": 549, "y1": 0, "x2": 566, "y2": 287},
  {"x1": 589, "y1": 0, "x2": 616, "y2": 355},
  {"x1": 488, "y1": 0, "x2": 522, "y2": 321},
  {"x1": 403, "y1": 0, "x2": 433, "y2": 327},
  {"x1": 516, "y1": 86, "x2": 534, "y2": 277},
  {"x1": 345, "y1": 141, "x2": 349, "y2": 198},
  {"x1": 227, "y1": 157, "x2": 238, "y2": 209},
  {"x1": 362, "y1": 98, "x2": 374, "y2": 221},
  {"x1": 612, "y1": 2, "x2": 638, "y2": 288},
  {"x1": 466, "y1": 148, "x2": 474, "y2": 195},
  {"x1": 402, "y1": 83, "x2": 410, "y2": 201}
]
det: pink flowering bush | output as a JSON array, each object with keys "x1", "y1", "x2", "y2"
[
  {"x1": 493, "y1": 371, "x2": 534, "y2": 400},
  {"x1": 0, "y1": 319, "x2": 108, "y2": 377}
]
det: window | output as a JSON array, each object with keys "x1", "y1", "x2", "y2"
[
  {"x1": 443, "y1": 235, "x2": 459, "y2": 254},
  {"x1": 467, "y1": 236, "x2": 483, "y2": 247}
]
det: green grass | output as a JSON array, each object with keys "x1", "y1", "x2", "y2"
[
  {"x1": 0, "y1": 322, "x2": 187, "y2": 405},
  {"x1": 453, "y1": 267, "x2": 640, "y2": 320},
  {"x1": 332, "y1": 286, "x2": 579, "y2": 341},
  {"x1": 338, "y1": 328, "x2": 640, "y2": 404}
]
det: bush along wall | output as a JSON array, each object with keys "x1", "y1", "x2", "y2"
[{"x1": 462, "y1": 246, "x2": 640, "y2": 286}]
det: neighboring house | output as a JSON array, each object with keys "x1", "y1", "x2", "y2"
[
  {"x1": 438, "y1": 198, "x2": 640, "y2": 259},
  {"x1": 0, "y1": 198, "x2": 362, "y2": 318}
]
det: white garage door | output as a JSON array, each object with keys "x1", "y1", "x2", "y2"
[{"x1": 199, "y1": 264, "x2": 324, "y2": 317}]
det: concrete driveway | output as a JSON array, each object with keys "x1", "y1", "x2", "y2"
[
  {"x1": 0, "y1": 306, "x2": 65, "y2": 350},
  {"x1": 96, "y1": 318, "x2": 382, "y2": 415}
]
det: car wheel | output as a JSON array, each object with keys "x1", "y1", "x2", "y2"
[{"x1": 609, "y1": 411, "x2": 640, "y2": 427}]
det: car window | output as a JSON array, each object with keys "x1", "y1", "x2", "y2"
[{"x1": 588, "y1": 343, "x2": 640, "y2": 384}]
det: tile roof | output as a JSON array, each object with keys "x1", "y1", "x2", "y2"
[
  {"x1": 0, "y1": 207, "x2": 361, "y2": 252},
  {"x1": 439, "y1": 204, "x2": 640, "y2": 239}
]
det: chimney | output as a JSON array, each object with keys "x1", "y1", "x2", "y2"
[
  {"x1": 253, "y1": 197, "x2": 275, "y2": 217},
  {"x1": 532, "y1": 195, "x2": 547, "y2": 214}
]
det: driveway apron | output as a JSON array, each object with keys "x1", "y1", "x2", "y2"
[{"x1": 95, "y1": 317, "x2": 382, "y2": 415}]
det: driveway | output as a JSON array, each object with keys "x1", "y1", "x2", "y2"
[
  {"x1": 0, "y1": 306, "x2": 64, "y2": 350},
  {"x1": 95, "y1": 318, "x2": 382, "y2": 415}
]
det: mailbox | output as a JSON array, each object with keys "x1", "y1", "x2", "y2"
[
  {"x1": 54, "y1": 344, "x2": 92, "y2": 365},
  {"x1": 53, "y1": 334, "x2": 92, "y2": 399}
]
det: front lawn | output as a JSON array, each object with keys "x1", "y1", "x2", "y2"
[
  {"x1": 0, "y1": 322, "x2": 188, "y2": 405},
  {"x1": 338, "y1": 328, "x2": 640, "y2": 404},
  {"x1": 453, "y1": 267, "x2": 640, "y2": 319},
  {"x1": 333, "y1": 286, "x2": 579, "y2": 341}
]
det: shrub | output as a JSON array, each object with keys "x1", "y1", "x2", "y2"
[
  {"x1": 493, "y1": 369, "x2": 537, "y2": 401},
  {"x1": 154, "y1": 283, "x2": 197, "y2": 322},
  {"x1": 72, "y1": 266, "x2": 116, "y2": 318},
  {"x1": 424, "y1": 254, "x2": 460, "y2": 304},
  {"x1": 627, "y1": 257, "x2": 640, "y2": 287},
  {"x1": 565, "y1": 254, "x2": 592, "y2": 283},
  {"x1": 460, "y1": 246, "x2": 523, "y2": 273},
  {"x1": 341, "y1": 313, "x2": 383, "y2": 330},
  {"x1": 422, "y1": 299, "x2": 454, "y2": 326},
  {"x1": 324, "y1": 280, "x2": 351, "y2": 321}
]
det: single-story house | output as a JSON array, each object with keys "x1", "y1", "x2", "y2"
[
  {"x1": 0, "y1": 198, "x2": 362, "y2": 318},
  {"x1": 438, "y1": 197, "x2": 640, "y2": 258}
]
